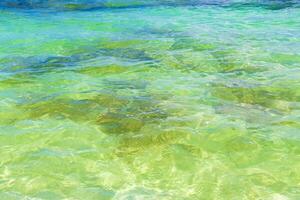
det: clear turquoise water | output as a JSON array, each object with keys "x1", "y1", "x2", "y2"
[{"x1": 0, "y1": 1, "x2": 300, "y2": 199}]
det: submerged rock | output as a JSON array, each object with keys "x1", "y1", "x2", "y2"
[
  {"x1": 18, "y1": 88, "x2": 169, "y2": 135},
  {"x1": 0, "y1": 39, "x2": 154, "y2": 75},
  {"x1": 211, "y1": 81, "x2": 300, "y2": 111},
  {"x1": 97, "y1": 95, "x2": 168, "y2": 134},
  {"x1": 98, "y1": 113, "x2": 144, "y2": 133},
  {"x1": 170, "y1": 37, "x2": 216, "y2": 51},
  {"x1": 98, "y1": 48, "x2": 153, "y2": 61}
]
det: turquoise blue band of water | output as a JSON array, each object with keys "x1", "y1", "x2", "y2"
[{"x1": 1, "y1": 0, "x2": 299, "y2": 10}]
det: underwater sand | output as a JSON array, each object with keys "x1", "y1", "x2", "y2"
[{"x1": 0, "y1": 1, "x2": 300, "y2": 199}]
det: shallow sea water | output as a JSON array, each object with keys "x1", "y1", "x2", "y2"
[{"x1": 0, "y1": 1, "x2": 300, "y2": 199}]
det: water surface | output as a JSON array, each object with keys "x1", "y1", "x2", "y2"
[{"x1": 0, "y1": 1, "x2": 300, "y2": 199}]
